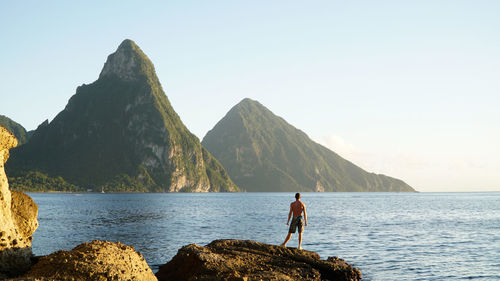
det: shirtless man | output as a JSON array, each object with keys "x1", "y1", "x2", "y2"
[{"x1": 281, "y1": 193, "x2": 308, "y2": 249}]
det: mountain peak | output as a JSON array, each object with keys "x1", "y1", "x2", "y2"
[
  {"x1": 117, "y1": 39, "x2": 137, "y2": 50},
  {"x1": 236, "y1": 98, "x2": 260, "y2": 108},
  {"x1": 203, "y1": 99, "x2": 415, "y2": 192},
  {"x1": 232, "y1": 98, "x2": 267, "y2": 114},
  {"x1": 8, "y1": 39, "x2": 238, "y2": 193},
  {"x1": 238, "y1": 97, "x2": 256, "y2": 104},
  {"x1": 230, "y1": 98, "x2": 277, "y2": 122},
  {"x1": 99, "y1": 39, "x2": 155, "y2": 81}
]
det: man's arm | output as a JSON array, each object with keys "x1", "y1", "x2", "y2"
[
  {"x1": 286, "y1": 203, "x2": 292, "y2": 225},
  {"x1": 302, "y1": 203, "x2": 308, "y2": 226}
]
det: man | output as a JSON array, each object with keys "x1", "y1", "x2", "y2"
[{"x1": 281, "y1": 192, "x2": 308, "y2": 249}]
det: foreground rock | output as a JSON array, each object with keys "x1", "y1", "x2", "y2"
[
  {"x1": 156, "y1": 239, "x2": 361, "y2": 281},
  {"x1": 21, "y1": 240, "x2": 157, "y2": 281},
  {"x1": 0, "y1": 126, "x2": 39, "y2": 277}
]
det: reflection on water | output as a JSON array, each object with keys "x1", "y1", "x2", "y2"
[{"x1": 30, "y1": 192, "x2": 500, "y2": 280}]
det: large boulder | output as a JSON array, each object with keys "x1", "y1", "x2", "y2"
[
  {"x1": 0, "y1": 126, "x2": 38, "y2": 277},
  {"x1": 156, "y1": 239, "x2": 361, "y2": 281},
  {"x1": 22, "y1": 240, "x2": 157, "y2": 281}
]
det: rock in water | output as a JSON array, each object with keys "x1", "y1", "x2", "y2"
[
  {"x1": 0, "y1": 126, "x2": 38, "y2": 277},
  {"x1": 202, "y1": 98, "x2": 415, "y2": 192},
  {"x1": 22, "y1": 240, "x2": 157, "y2": 281},
  {"x1": 8, "y1": 39, "x2": 238, "y2": 192},
  {"x1": 156, "y1": 239, "x2": 361, "y2": 281}
]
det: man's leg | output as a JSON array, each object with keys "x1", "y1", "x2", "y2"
[
  {"x1": 281, "y1": 233, "x2": 292, "y2": 247},
  {"x1": 297, "y1": 218, "x2": 304, "y2": 249}
]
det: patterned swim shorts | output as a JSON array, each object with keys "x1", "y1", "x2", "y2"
[{"x1": 289, "y1": 216, "x2": 304, "y2": 233}]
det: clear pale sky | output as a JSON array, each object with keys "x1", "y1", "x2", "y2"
[{"x1": 1, "y1": 1, "x2": 499, "y2": 192}]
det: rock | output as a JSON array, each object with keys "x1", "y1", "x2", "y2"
[
  {"x1": 0, "y1": 115, "x2": 29, "y2": 145},
  {"x1": 0, "y1": 126, "x2": 38, "y2": 277},
  {"x1": 22, "y1": 240, "x2": 157, "y2": 281},
  {"x1": 10, "y1": 191, "x2": 39, "y2": 241},
  {"x1": 156, "y1": 239, "x2": 361, "y2": 281}
]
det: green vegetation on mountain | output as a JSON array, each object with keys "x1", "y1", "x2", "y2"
[
  {"x1": 0, "y1": 115, "x2": 29, "y2": 145},
  {"x1": 7, "y1": 170, "x2": 78, "y2": 192},
  {"x1": 202, "y1": 98, "x2": 415, "y2": 192},
  {"x1": 7, "y1": 39, "x2": 238, "y2": 192}
]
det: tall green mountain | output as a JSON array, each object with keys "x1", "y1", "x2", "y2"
[
  {"x1": 0, "y1": 115, "x2": 29, "y2": 145},
  {"x1": 7, "y1": 39, "x2": 238, "y2": 192},
  {"x1": 202, "y1": 98, "x2": 415, "y2": 192}
]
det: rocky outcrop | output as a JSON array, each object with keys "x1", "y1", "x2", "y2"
[
  {"x1": 0, "y1": 126, "x2": 38, "y2": 277},
  {"x1": 156, "y1": 239, "x2": 361, "y2": 281},
  {"x1": 0, "y1": 115, "x2": 29, "y2": 145},
  {"x1": 22, "y1": 240, "x2": 157, "y2": 281},
  {"x1": 9, "y1": 191, "x2": 39, "y2": 240}
]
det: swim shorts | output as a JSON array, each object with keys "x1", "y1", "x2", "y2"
[{"x1": 289, "y1": 216, "x2": 304, "y2": 233}]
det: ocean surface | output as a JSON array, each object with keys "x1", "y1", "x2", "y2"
[{"x1": 28, "y1": 192, "x2": 499, "y2": 281}]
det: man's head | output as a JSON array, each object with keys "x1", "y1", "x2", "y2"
[{"x1": 295, "y1": 193, "x2": 301, "y2": 200}]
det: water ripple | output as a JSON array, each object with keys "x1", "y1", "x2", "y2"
[{"x1": 28, "y1": 192, "x2": 500, "y2": 281}]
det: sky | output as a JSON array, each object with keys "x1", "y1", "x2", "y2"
[{"x1": 1, "y1": 1, "x2": 499, "y2": 192}]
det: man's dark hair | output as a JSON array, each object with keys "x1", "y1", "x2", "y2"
[{"x1": 295, "y1": 193, "x2": 300, "y2": 199}]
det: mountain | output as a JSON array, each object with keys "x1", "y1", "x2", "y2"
[
  {"x1": 0, "y1": 115, "x2": 29, "y2": 145},
  {"x1": 202, "y1": 98, "x2": 415, "y2": 192},
  {"x1": 7, "y1": 39, "x2": 238, "y2": 192}
]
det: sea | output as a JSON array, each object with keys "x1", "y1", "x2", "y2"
[{"x1": 27, "y1": 192, "x2": 500, "y2": 281}]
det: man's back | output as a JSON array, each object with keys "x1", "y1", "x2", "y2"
[{"x1": 291, "y1": 200, "x2": 305, "y2": 217}]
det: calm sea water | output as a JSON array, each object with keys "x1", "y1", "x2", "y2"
[{"x1": 28, "y1": 192, "x2": 499, "y2": 281}]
